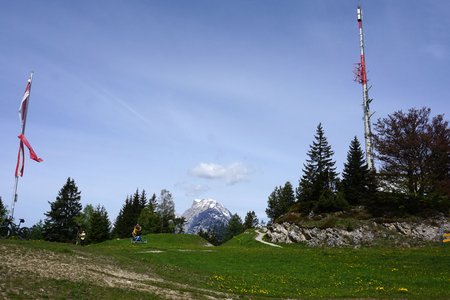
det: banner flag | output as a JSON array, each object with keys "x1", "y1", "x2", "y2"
[
  {"x1": 15, "y1": 140, "x2": 25, "y2": 177},
  {"x1": 18, "y1": 78, "x2": 31, "y2": 131},
  {"x1": 15, "y1": 134, "x2": 43, "y2": 177},
  {"x1": 14, "y1": 74, "x2": 43, "y2": 177}
]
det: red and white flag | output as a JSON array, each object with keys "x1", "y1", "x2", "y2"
[
  {"x1": 14, "y1": 74, "x2": 43, "y2": 177},
  {"x1": 15, "y1": 134, "x2": 43, "y2": 177},
  {"x1": 18, "y1": 78, "x2": 31, "y2": 131}
]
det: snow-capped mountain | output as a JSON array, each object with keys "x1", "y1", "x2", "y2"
[{"x1": 182, "y1": 198, "x2": 232, "y2": 234}]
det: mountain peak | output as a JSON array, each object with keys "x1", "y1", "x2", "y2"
[{"x1": 182, "y1": 198, "x2": 232, "y2": 234}]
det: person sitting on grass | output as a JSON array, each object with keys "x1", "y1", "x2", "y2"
[{"x1": 132, "y1": 224, "x2": 142, "y2": 242}]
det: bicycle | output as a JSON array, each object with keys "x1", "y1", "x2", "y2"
[{"x1": 0, "y1": 217, "x2": 31, "y2": 240}]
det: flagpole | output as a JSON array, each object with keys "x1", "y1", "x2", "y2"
[{"x1": 10, "y1": 72, "x2": 33, "y2": 220}]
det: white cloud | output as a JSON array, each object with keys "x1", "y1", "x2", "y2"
[
  {"x1": 176, "y1": 182, "x2": 210, "y2": 197},
  {"x1": 190, "y1": 162, "x2": 250, "y2": 185}
]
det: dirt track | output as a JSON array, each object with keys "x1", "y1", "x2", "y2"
[{"x1": 0, "y1": 244, "x2": 232, "y2": 299}]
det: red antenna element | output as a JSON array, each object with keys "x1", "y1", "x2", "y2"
[{"x1": 355, "y1": 5, "x2": 375, "y2": 171}]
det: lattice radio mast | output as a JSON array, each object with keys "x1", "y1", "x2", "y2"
[{"x1": 355, "y1": 5, "x2": 375, "y2": 171}]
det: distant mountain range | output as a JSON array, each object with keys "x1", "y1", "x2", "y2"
[{"x1": 181, "y1": 199, "x2": 232, "y2": 234}]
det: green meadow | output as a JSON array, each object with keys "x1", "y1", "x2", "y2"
[{"x1": 1, "y1": 231, "x2": 449, "y2": 299}]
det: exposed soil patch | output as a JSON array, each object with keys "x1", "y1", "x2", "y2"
[{"x1": 0, "y1": 244, "x2": 231, "y2": 299}]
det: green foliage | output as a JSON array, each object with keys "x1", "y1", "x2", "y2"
[
  {"x1": 225, "y1": 214, "x2": 244, "y2": 241},
  {"x1": 43, "y1": 177, "x2": 82, "y2": 243},
  {"x1": 156, "y1": 189, "x2": 176, "y2": 233},
  {"x1": 316, "y1": 190, "x2": 349, "y2": 213},
  {"x1": 137, "y1": 194, "x2": 160, "y2": 234},
  {"x1": 266, "y1": 181, "x2": 296, "y2": 222},
  {"x1": 341, "y1": 137, "x2": 377, "y2": 206},
  {"x1": 297, "y1": 123, "x2": 339, "y2": 214},
  {"x1": 30, "y1": 220, "x2": 44, "y2": 240},
  {"x1": 113, "y1": 189, "x2": 147, "y2": 238},
  {"x1": 374, "y1": 107, "x2": 450, "y2": 209},
  {"x1": 243, "y1": 211, "x2": 258, "y2": 230},
  {"x1": 88, "y1": 204, "x2": 111, "y2": 243},
  {"x1": 0, "y1": 196, "x2": 7, "y2": 223}
]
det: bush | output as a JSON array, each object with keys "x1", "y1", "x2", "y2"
[{"x1": 316, "y1": 190, "x2": 349, "y2": 213}]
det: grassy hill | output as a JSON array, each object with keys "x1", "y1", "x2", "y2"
[{"x1": 1, "y1": 231, "x2": 449, "y2": 299}]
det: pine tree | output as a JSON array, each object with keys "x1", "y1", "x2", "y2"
[
  {"x1": 113, "y1": 189, "x2": 148, "y2": 238},
  {"x1": 280, "y1": 181, "x2": 296, "y2": 214},
  {"x1": 243, "y1": 211, "x2": 258, "y2": 230},
  {"x1": 88, "y1": 205, "x2": 111, "y2": 243},
  {"x1": 297, "y1": 123, "x2": 338, "y2": 213},
  {"x1": 225, "y1": 214, "x2": 244, "y2": 241},
  {"x1": 266, "y1": 186, "x2": 282, "y2": 222},
  {"x1": 43, "y1": 178, "x2": 82, "y2": 242},
  {"x1": 0, "y1": 196, "x2": 7, "y2": 223},
  {"x1": 138, "y1": 193, "x2": 160, "y2": 234},
  {"x1": 341, "y1": 137, "x2": 373, "y2": 206},
  {"x1": 266, "y1": 181, "x2": 296, "y2": 222},
  {"x1": 112, "y1": 196, "x2": 133, "y2": 238}
]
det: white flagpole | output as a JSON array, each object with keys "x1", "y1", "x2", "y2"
[{"x1": 10, "y1": 72, "x2": 33, "y2": 220}]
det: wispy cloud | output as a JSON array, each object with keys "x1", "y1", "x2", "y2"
[
  {"x1": 190, "y1": 162, "x2": 250, "y2": 185},
  {"x1": 175, "y1": 182, "x2": 210, "y2": 197}
]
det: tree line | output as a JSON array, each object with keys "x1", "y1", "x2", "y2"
[
  {"x1": 0, "y1": 178, "x2": 188, "y2": 244},
  {"x1": 266, "y1": 107, "x2": 450, "y2": 222},
  {"x1": 0, "y1": 180, "x2": 259, "y2": 245}
]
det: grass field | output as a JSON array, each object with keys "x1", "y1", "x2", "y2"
[{"x1": 1, "y1": 231, "x2": 449, "y2": 299}]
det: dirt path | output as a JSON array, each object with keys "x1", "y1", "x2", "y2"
[
  {"x1": 254, "y1": 230, "x2": 282, "y2": 248},
  {"x1": 0, "y1": 244, "x2": 231, "y2": 300}
]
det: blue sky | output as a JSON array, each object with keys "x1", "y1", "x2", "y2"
[{"x1": 1, "y1": 1, "x2": 449, "y2": 226}]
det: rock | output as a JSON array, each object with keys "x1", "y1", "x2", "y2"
[{"x1": 266, "y1": 217, "x2": 450, "y2": 247}]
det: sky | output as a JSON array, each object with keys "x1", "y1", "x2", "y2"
[{"x1": 1, "y1": 0, "x2": 449, "y2": 227}]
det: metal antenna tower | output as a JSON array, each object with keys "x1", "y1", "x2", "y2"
[{"x1": 355, "y1": 5, "x2": 375, "y2": 171}]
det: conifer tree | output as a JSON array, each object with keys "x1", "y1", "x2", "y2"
[
  {"x1": 244, "y1": 211, "x2": 258, "y2": 230},
  {"x1": 225, "y1": 214, "x2": 244, "y2": 241},
  {"x1": 0, "y1": 196, "x2": 7, "y2": 223},
  {"x1": 113, "y1": 189, "x2": 147, "y2": 238},
  {"x1": 43, "y1": 177, "x2": 82, "y2": 242},
  {"x1": 112, "y1": 196, "x2": 133, "y2": 238},
  {"x1": 297, "y1": 123, "x2": 338, "y2": 213},
  {"x1": 138, "y1": 193, "x2": 160, "y2": 234},
  {"x1": 266, "y1": 186, "x2": 282, "y2": 222},
  {"x1": 266, "y1": 181, "x2": 296, "y2": 222},
  {"x1": 88, "y1": 204, "x2": 111, "y2": 243},
  {"x1": 341, "y1": 137, "x2": 374, "y2": 206}
]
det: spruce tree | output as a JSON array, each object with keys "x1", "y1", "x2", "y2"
[
  {"x1": 266, "y1": 181, "x2": 296, "y2": 222},
  {"x1": 244, "y1": 211, "x2": 258, "y2": 230},
  {"x1": 341, "y1": 137, "x2": 372, "y2": 206},
  {"x1": 297, "y1": 123, "x2": 338, "y2": 213},
  {"x1": 88, "y1": 205, "x2": 111, "y2": 243},
  {"x1": 266, "y1": 186, "x2": 282, "y2": 222},
  {"x1": 43, "y1": 177, "x2": 82, "y2": 242},
  {"x1": 225, "y1": 214, "x2": 244, "y2": 241},
  {"x1": 112, "y1": 196, "x2": 133, "y2": 238},
  {"x1": 0, "y1": 196, "x2": 7, "y2": 223},
  {"x1": 138, "y1": 193, "x2": 160, "y2": 234},
  {"x1": 280, "y1": 181, "x2": 296, "y2": 214},
  {"x1": 113, "y1": 189, "x2": 147, "y2": 238}
]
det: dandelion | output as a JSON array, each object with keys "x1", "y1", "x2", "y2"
[
  {"x1": 211, "y1": 275, "x2": 225, "y2": 281},
  {"x1": 376, "y1": 286, "x2": 385, "y2": 291},
  {"x1": 398, "y1": 287, "x2": 408, "y2": 292}
]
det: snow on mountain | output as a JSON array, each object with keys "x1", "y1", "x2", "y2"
[{"x1": 182, "y1": 198, "x2": 232, "y2": 234}]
